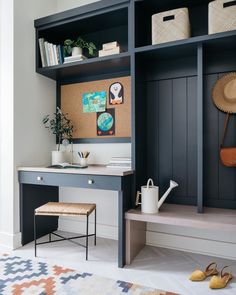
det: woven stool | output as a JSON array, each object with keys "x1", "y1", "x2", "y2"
[{"x1": 34, "y1": 202, "x2": 96, "y2": 260}]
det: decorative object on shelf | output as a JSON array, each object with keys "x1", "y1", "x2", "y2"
[
  {"x1": 99, "y1": 41, "x2": 121, "y2": 57},
  {"x1": 109, "y1": 82, "x2": 124, "y2": 105},
  {"x1": 136, "y1": 179, "x2": 178, "y2": 214},
  {"x1": 64, "y1": 37, "x2": 96, "y2": 57},
  {"x1": 209, "y1": 0, "x2": 236, "y2": 34},
  {"x1": 97, "y1": 108, "x2": 115, "y2": 136},
  {"x1": 78, "y1": 151, "x2": 90, "y2": 167},
  {"x1": 152, "y1": 8, "x2": 190, "y2": 45},
  {"x1": 82, "y1": 91, "x2": 107, "y2": 113},
  {"x1": 43, "y1": 107, "x2": 74, "y2": 165},
  {"x1": 212, "y1": 73, "x2": 236, "y2": 167}
]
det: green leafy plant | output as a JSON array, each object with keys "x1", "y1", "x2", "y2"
[
  {"x1": 64, "y1": 37, "x2": 96, "y2": 57},
  {"x1": 43, "y1": 107, "x2": 74, "y2": 151}
]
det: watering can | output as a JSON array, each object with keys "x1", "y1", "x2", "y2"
[{"x1": 136, "y1": 179, "x2": 178, "y2": 214}]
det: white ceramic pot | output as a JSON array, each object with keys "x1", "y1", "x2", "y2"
[
  {"x1": 72, "y1": 47, "x2": 82, "y2": 56},
  {"x1": 51, "y1": 151, "x2": 66, "y2": 165}
]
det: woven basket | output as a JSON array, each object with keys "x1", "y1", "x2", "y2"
[
  {"x1": 152, "y1": 8, "x2": 190, "y2": 45},
  {"x1": 209, "y1": 0, "x2": 236, "y2": 34}
]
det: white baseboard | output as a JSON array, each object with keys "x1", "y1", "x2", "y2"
[
  {"x1": 58, "y1": 217, "x2": 118, "y2": 240},
  {"x1": 146, "y1": 230, "x2": 236, "y2": 260},
  {"x1": 0, "y1": 231, "x2": 22, "y2": 249}
]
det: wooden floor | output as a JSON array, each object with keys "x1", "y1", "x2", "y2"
[{"x1": 3, "y1": 232, "x2": 236, "y2": 295}]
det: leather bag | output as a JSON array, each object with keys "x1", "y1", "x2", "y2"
[{"x1": 220, "y1": 113, "x2": 236, "y2": 167}]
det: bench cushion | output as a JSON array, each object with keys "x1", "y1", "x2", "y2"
[{"x1": 35, "y1": 202, "x2": 96, "y2": 216}]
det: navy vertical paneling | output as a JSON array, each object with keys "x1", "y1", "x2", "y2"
[
  {"x1": 218, "y1": 76, "x2": 236, "y2": 201},
  {"x1": 146, "y1": 81, "x2": 158, "y2": 185},
  {"x1": 158, "y1": 80, "x2": 173, "y2": 196},
  {"x1": 204, "y1": 74, "x2": 219, "y2": 201},
  {"x1": 187, "y1": 76, "x2": 198, "y2": 201},
  {"x1": 172, "y1": 78, "x2": 187, "y2": 199}
]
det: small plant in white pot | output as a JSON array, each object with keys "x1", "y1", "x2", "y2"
[
  {"x1": 64, "y1": 37, "x2": 96, "y2": 57},
  {"x1": 43, "y1": 107, "x2": 74, "y2": 165}
]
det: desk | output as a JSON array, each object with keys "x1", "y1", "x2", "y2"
[{"x1": 18, "y1": 166, "x2": 133, "y2": 268}]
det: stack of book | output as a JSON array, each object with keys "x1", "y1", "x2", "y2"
[
  {"x1": 64, "y1": 54, "x2": 87, "y2": 64},
  {"x1": 99, "y1": 41, "x2": 121, "y2": 57},
  {"x1": 38, "y1": 38, "x2": 64, "y2": 67},
  {"x1": 107, "y1": 157, "x2": 132, "y2": 169}
]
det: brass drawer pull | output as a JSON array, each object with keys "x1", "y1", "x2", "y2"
[
  {"x1": 37, "y1": 176, "x2": 43, "y2": 181},
  {"x1": 88, "y1": 179, "x2": 94, "y2": 185}
]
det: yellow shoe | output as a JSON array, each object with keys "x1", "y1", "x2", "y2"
[
  {"x1": 209, "y1": 266, "x2": 233, "y2": 289},
  {"x1": 189, "y1": 262, "x2": 219, "y2": 281}
]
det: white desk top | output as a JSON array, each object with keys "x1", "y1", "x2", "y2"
[{"x1": 18, "y1": 165, "x2": 133, "y2": 177}]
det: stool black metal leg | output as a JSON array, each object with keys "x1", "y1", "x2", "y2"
[
  {"x1": 34, "y1": 213, "x2": 37, "y2": 257},
  {"x1": 94, "y1": 208, "x2": 96, "y2": 246},
  {"x1": 86, "y1": 213, "x2": 89, "y2": 260}
]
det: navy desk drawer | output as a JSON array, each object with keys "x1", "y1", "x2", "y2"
[{"x1": 19, "y1": 171, "x2": 122, "y2": 191}]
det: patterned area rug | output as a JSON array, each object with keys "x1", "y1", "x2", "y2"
[{"x1": 0, "y1": 254, "x2": 178, "y2": 295}]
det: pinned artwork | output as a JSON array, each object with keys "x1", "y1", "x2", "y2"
[
  {"x1": 109, "y1": 82, "x2": 124, "y2": 105},
  {"x1": 97, "y1": 108, "x2": 115, "y2": 136},
  {"x1": 82, "y1": 91, "x2": 106, "y2": 113}
]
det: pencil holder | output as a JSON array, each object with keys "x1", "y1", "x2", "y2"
[{"x1": 80, "y1": 158, "x2": 88, "y2": 167}]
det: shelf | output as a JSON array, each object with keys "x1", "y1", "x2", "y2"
[
  {"x1": 36, "y1": 52, "x2": 130, "y2": 81},
  {"x1": 126, "y1": 204, "x2": 236, "y2": 231},
  {"x1": 135, "y1": 30, "x2": 236, "y2": 58}
]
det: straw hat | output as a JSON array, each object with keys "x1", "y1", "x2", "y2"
[{"x1": 212, "y1": 72, "x2": 236, "y2": 113}]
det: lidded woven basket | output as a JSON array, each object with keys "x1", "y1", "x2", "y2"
[
  {"x1": 209, "y1": 0, "x2": 236, "y2": 34},
  {"x1": 152, "y1": 7, "x2": 191, "y2": 45}
]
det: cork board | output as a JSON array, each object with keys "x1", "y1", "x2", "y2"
[{"x1": 60, "y1": 76, "x2": 131, "y2": 139}]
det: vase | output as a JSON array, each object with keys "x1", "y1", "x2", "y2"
[
  {"x1": 72, "y1": 47, "x2": 82, "y2": 57},
  {"x1": 51, "y1": 151, "x2": 66, "y2": 165}
]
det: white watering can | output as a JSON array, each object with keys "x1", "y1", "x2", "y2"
[{"x1": 136, "y1": 179, "x2": 178, "y2": 214}]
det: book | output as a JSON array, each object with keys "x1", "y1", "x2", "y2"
[
  {"x1": 48, "y1": 163, "x2": 88, "y2": 169},
  {"x1": 107, "y1": 157, "x2": 132, "y2": 169},
  {"x1": 103, "y1": 41, "x2": 119, "y2": 50},
  {"x1": 99, "y1": 47, "x2": 121, "y2": 57},
  {"x1": 38, "y1": 38, "x2": 47, "y2": 67},
  {"x1": 64, "y1": 54, "x2": 87, "y2": 64},
  {"x1": 44, "y1": 41, "x2": 50, "y2": 66},
  {"x1": 53, "y1": 44, "x2": 59, "y2": 65}
]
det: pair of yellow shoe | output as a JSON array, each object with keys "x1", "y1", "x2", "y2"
[{"x1": 189, "y1": 262, "x2": 233, "y2": 289}]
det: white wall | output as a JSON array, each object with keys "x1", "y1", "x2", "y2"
[
  {"x1": 0, "y1": 0, "x2": 57, "y2": 249},
  {"x1": 0, "y1": 0, "x2": 14, "y2": 247}
]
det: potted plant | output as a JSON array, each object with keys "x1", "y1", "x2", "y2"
[
  {"x1": 43, "y1": 107, "x2": 74, "y2": 164},
  {"x1": 64, "y1": 37, "x2": 96, "y2": 57}
]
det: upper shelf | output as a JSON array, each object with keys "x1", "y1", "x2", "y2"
[
  {"x1": 135, "y1": 30, "x2": 236, "y2": 58},
  {"x1": 36, "y1": 52, "x2": 130, "y2": 81}
]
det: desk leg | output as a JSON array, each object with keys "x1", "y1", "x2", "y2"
[
  {"x1": 20, "y1": 184, "x2": 59, "y2": 245},
  {"x1": 118, "y1": 176, "x2": 132, "y2": 268}
]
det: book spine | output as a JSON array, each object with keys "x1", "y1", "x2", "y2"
[
  {"x1": 38, "y1": 38, "x2": 47, "y2": 67},
  {"x1": 44, "y1": 42, "x2": 50, "y2": 66},
  {"x1": 58, "y1": 45, "x2": 63, "y2": 64},
  {"x1": 56, "y1": 45, "x2": 60, "y2": 65},
  {"x1": 53, "y1": 44, "x2": 58, "y2": 65},
  {"x1": 49, "y1": 43, "x2": 54, "y2": 66}
]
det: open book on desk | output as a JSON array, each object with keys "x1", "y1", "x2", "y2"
[{"x1": 47, "y1": 163, "x2": 88, "y2": 169}]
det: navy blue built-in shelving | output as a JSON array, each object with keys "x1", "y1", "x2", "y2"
[{"x1": 34, "y1": 0, "x2": 236, "y2": 212}]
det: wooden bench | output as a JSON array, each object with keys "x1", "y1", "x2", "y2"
[{"x1": 125, "y1": 204, "x2": 236, "y2": 264}]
